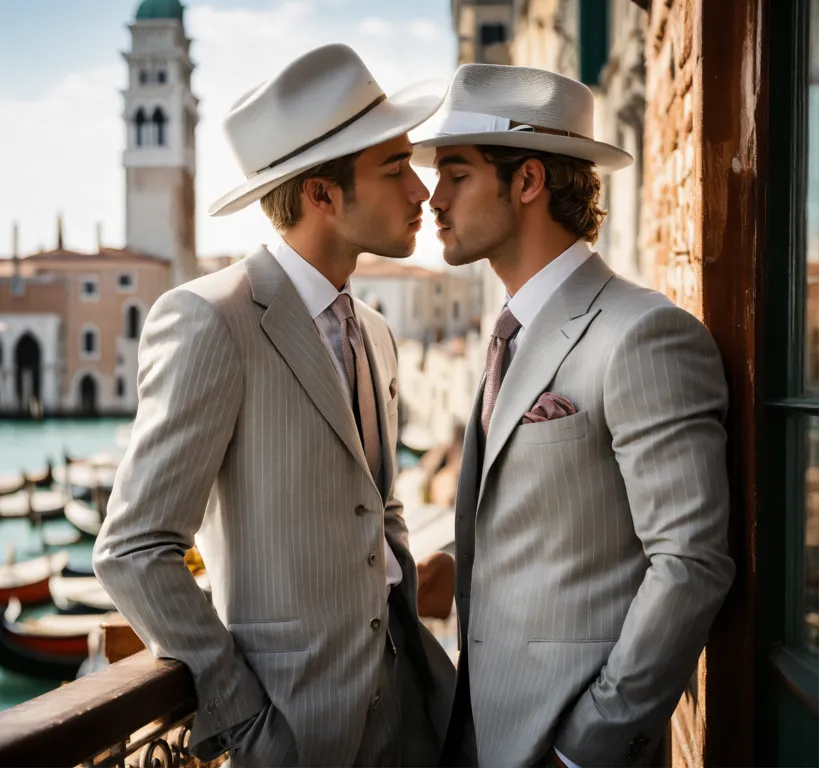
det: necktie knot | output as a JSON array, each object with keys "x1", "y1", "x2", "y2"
[
  {"x1": 331, "y1": 293, "x2": 355, "y2": 324},
  {"x1": 491, "y1": 306, "x2": 521, "y2": 341}
]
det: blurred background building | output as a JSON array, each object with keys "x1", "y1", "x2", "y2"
[{"x1": 0, "y1": 0, "x2": 197, "y2": 416}]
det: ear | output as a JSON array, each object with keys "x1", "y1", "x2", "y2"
[
  {"x1": 302, "y1": 177, "x2": 336, "y2": 215},
  {"x1": 517, "y1": 157, "x2": 547, "y2": 205}
]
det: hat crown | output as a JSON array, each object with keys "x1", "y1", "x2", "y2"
[
  {"x1": 223, "y1": 44, "x2": 385, "y2": 178},
  {"x1": 447, "y1": 63, "x2": 596, "y2": 138}
]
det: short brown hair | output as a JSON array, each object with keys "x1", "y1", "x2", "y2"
[
  {"x1": 477, "y1": 145, "x2": 607, "y2": 243},
  {"x1": 259, "y1": 151, "x2": 361, "y2": 231}
]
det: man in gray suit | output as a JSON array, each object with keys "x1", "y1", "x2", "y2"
[
  {"x1": 94, "y1": 45, "x2": 454, "y2": 767},
  {"x1": 411, "y1": 65, "x2": 735, "y2": 766}
]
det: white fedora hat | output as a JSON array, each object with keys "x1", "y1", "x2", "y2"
[
  {"x1": 209, "y1": 44, "x2": 448, "y2": 217},
  {"x1": 412, "y1": 63, "x2": 633, "y2": 172}
]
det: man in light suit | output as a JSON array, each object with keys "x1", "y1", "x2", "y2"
[
  {"x1": 411, "y1": 65, "x2": 735, "y2": 766},
  {"x1": 93, "y1": 45, "x2": 455, "y2": 767}
]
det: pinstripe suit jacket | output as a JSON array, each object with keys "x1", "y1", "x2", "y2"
[
  {"x1": 450, "y1": 254, "x2": 734, "y2": 766},
  {"x1": 93, "y1": 245, "x2": 453, "y2": 766}
]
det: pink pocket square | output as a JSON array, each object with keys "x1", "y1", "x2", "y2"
[{"x1": 521, "y1": 392, "x2": 577, "y2": 424}]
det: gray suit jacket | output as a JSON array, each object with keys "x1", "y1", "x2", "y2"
[
  {"x1": 93, "y1": 246, "x2": 453, "y2": 766},
  {"x1": 451, "y1": 254, "x2": 734, "y2": 766}
]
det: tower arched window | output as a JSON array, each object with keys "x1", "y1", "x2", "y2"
[
  {"x1": 135, "y1": 108, "x2": 147, "y2": 147},
  {"x1": 139, "y1": 70, "x2": 148, "y2": 85},
  {"x1": 153, "y1": 107, "x2": 167, "y2": 147},
  {"x1": 157, "y1": 70, "x2": 167, "y2": 84}
]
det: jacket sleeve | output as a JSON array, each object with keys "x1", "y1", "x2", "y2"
[
  {"x1": 553, "y1": 304, "x2": 735, "y2": 766},
  {"x1": 93, "y1": 288, "x2": 267, "y2": 755}
]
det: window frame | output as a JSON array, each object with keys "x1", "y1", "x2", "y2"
[
  {"x1": 116, "y1": 271, "x2": 136, "y2": 293},
  {"x1": 79, "y1": 324, "x2": 100, "y2": 361},
  {"x1": 78, "y1": 274, "x2": 100, "y2": 302},
  {"x1": 760, "y1": 0, "x2": 819, "y2": 723}
]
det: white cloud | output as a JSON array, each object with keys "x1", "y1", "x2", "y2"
[
  {"x1": 357, "y1": 17, "x2": 394, "y2": 38},
  {"x1": 0, "y1": 64, "x2": 124, "y2": 255},
  {"x1": 0, "y1": 2, "x2": 456, "y2": 267},
  {"x1": 409, "y1": 19, "x2": 443, "y2": 43}
]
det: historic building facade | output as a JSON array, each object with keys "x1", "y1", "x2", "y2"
[{"x1": 0, "y1": 0, "x2": 197, "y2": 416}]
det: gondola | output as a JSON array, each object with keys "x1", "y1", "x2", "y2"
[
  {"x1": 3, "y1": 598, "x2": 103, "y2": 658},
  {"x1": 0, "y1": 550, "x2": 71, "y2": 606},
  {"x1": 0, "y1": 607, "x2": 85, "y2": 680},
  {"x1": 0, "y1": 487, "x2": 66, "y2": 521}
]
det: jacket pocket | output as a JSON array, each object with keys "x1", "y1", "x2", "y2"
[
  {"x1": 229, "y1": 619, "x2": 306, "y2": 653},
  {"x1": 515, "y1": 410, "x2": 588, "y2": 445}
]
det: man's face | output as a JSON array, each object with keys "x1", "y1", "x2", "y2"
[
  {"x1": 429, "y1": 145, "x2": 516, "y2": 267},
  {"x1": 334, "y1": 135, "x2": 428, "y2": 259}
]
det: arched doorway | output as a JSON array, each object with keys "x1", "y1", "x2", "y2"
[
  {"x1": 78, "y1": 374, "x2": 97, "y2": 415},
  {"x1": 14, "y1": 333, "x2": 41, "y2": 414}
]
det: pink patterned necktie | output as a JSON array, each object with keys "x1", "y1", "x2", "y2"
[
  {"x1": 481, "y1": 306, "x2": 521, "y2": 434},
  {"x1": 331, "y1": 294, "x2": 381, "y2": 482}
]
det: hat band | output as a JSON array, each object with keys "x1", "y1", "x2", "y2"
[
  {"x1": 250, "y1": 93, "x2": 387, "y2": 177},
  {"x1": 435, "y1": 110, "x2": 592, "y2": 142}
]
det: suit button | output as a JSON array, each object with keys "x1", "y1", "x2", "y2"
[
  {"x1": 371, "y1": 693, "x2": 381, "y2": 710},
  {"x1": 355, "y1": 504, "x2": 367, "y2": 516},
  {"x1": 370, "y1": 617, "x2": 381, "y2": 632},
  {"x1": 367, "y1": 552, "x2": 377, "y2": 566}
]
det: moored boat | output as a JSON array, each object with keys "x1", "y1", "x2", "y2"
[
  {"x1": 0, "y1": 488, "x2": 66, "y2": 520},
  {"x1": 3, "y1": 598, "x2": 105, "y2": 658},
  {"x1": 0, "y1": 550, "x2": 71, "y2": 606}
]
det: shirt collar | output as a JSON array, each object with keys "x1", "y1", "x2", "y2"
[
  {"x1": 506, "y1": 238, "x2": 592, "y2": 330},
  {"x1": 272, "y1": 239, "x2": 351, "y2": 319}
]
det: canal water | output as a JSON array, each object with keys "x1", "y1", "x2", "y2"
[{"x1": 0, "y1": 418, "x2": 129, "y2": 710}]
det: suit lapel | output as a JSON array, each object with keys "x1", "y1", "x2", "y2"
[
  {"x1": 478, "y1": 253, "x2": 615, "y2": 502},
  {"x1": 244, "y1": 246, "x2": 374, "y2": 487},
  {"x1": 456, "y1": 377, "x2": 485, "y2": 521},
  {"x1": 360, "y1": 318, "x2": 395, "y2": 499}
]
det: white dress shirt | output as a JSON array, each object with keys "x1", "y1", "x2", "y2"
[
  {"x1": 505, "y1": 237, "x2": 592, "y2": 364},
  {"x1": 503, "y1": 237, "x2": 590, "y2": 768},
  {"x1": 272, "y1": 241, "x2": 403, "y2": 589}
]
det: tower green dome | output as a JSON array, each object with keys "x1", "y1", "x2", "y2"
[{"x1": 135, "y1": 0, "x2": 184, "y2": 21}]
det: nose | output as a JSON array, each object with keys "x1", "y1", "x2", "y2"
[
  {"x1": 430, "y1": 182, "x2": 447, "y2": 214},
  {"x1": 407, "y1": 166, "x2": 429, "y2": 204}
]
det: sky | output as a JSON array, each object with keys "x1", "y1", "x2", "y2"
[{"x1": 0, "y1": 0, "x2": 457, "y2": 266}]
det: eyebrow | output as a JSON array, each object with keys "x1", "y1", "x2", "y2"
[
  {"x1": 380, "y1": 151, "x2": 412, "y2": 166},
  {"x1": 435, "y1": 154, "x2": 473, "y2": 169}
]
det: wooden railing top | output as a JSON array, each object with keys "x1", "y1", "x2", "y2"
[{"x1": 0, "y1": 650, "x2": 196, "y2": 768}]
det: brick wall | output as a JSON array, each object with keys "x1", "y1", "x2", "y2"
[{"x1": 642, "y1": 0, "x2": 700, "y2": 319}]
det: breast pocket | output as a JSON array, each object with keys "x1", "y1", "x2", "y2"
[{"x1": 514, "y1": 409, "x2": 588, "y2": 445}]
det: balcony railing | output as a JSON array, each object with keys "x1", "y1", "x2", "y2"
[{"x1": 0, "y1": 638, "x2": 224, "y2": 768}]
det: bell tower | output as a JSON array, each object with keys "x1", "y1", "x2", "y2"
[{"x1": 123, "y1": 0, "x2": 198, "y2": 285}]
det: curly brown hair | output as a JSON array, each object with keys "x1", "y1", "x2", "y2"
[
  {"x1": 259, "y1": 151, "x2": 361, "y2": 231},
  {"x1": 477, "y1": 145, "x2": 607, "y2": 243}
]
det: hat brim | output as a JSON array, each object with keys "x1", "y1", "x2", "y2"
[
  {"x1": 410, "y1": 130, "x2": 634, "y2": 173},
  {"x1": 209, "y1": 80, "x2": 448, "y2": 217}
]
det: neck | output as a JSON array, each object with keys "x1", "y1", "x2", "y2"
[
  {"x1": 492, "y1": 225, "x2": 579, "y2": 296},
  {"x1": 280, "y1": 228, "x2": 358, "y2": 291}
]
